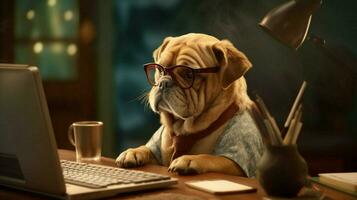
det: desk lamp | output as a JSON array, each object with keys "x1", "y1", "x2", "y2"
[
  {"x1": 259, "y1": 0, "x2": 322, "y2": 50},
  {"x1": 259, "y1": 0, "x2": 356, "y2": 118}
]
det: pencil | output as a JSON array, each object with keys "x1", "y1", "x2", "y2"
[
  {"x1": 292, "y1": 122, "x2": 303, "y2": 144},
  {"x1": 283, "y1": 104, "x2": 302, "y2": 145},
  {"x1": 283, "y1": 81, "x2": 307, "y2": 133},
  {"x1": 256, "y1": 95, "x2": 283, "y2": 145},
  {"x1": 264, "y1": 119, "x2": 278, "y2": 145}
]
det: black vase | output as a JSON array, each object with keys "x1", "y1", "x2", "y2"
[{"x1": 257, "y1": 144, "x2": 308, "y2": 197}]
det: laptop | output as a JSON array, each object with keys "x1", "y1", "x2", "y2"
[{"x1": 0, "y1": 64, "x2": 177, "y2": 200}]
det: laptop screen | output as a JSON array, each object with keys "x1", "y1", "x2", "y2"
[{"x1": 0, "y1": 64, "x2": 66, "y2": 196}]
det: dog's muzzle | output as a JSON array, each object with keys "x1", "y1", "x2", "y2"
[
  {"x1": 151, "y1": 76, "x2": 175, "y2": 113},
  {"x1": 158, "y1": 76, "x2": 174, "y2": 91}
]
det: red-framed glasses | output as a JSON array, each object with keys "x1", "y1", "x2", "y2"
[{"x1": 144, "y1": 63, "x2": 220, "y2": 89}]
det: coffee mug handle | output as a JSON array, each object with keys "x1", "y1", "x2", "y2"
[{"x1": 68, "y1": 124, "x2": 76, "y2": 146}]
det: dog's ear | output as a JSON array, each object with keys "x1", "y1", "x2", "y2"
[
  {"x1": 213, "y1": 40, "x2": 252, "y2": 89},
  {"x1": 153, "y1": 37, "x2": 173, "y2": 62}
]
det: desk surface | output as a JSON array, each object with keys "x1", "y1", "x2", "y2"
[{"x1": 0, "y1": 150, "x2": 355, "y2": 200}]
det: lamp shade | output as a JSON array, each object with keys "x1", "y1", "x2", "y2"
[{"x1": 259, "y1": 0, "x2": 321, "y2": 50}]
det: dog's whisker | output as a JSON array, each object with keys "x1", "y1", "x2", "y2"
[
  {"x1": 130, "y1": 90, "x2": 150, "y2": 108},
  {"x1": 140, "y1": 93, "x2": 150, "y2": 107}
]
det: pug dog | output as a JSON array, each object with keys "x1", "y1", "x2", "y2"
[{"x1": 116, "y1": 33, "x2": 263, "y2": 177}]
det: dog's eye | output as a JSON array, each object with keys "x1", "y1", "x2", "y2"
[
  {"x1": 147, "y1": 68, "x2": 163, "y2": 84},
  {"x1": 171, "y1": 67, "x2": 195, "y2": 88},
  {"x1": 175, "y1": 68, "x2": 193, "y2": 79},
  {"x1": 183, "y1": 72, "x2": 193, "y2": 79}
]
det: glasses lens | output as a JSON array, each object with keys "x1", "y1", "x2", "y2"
[
  {"x1": 172, "y1": 66, "x2": 194, "y2": 88},
  {"x1": 146, "y1": 65, "x2": 161, "y2": 86}
]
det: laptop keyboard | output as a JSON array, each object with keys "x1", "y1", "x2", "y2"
[{"x1": 60, "y1": 160, "x2": 171, "y2": 189}]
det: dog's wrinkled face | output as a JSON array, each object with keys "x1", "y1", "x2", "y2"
[{"x1": 148, "y1": 33, "x2": 252, "y2": 120}]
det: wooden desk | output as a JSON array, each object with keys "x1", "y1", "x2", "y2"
[{"x1": 0, "y1": 150, "x2": 355, "y2": 200}]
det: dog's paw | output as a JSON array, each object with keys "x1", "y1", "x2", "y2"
[
  {"x1": 115, "y1": 148, "x2": 149, "y2": 168},
  {"x1": 168, "y1": 155, "x2": 206, "y2": 175}
]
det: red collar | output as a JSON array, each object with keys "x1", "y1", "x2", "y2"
[{"x1": 170, "y1": 103, "x2": 239, "y2": 161}]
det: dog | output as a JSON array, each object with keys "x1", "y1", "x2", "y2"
[{"x1": 116, "y1": 33, "x2": 264, "y2": 177}]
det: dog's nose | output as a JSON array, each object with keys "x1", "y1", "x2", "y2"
[{"x1": 158, "y1": 77, "x2": 174, "y2": 90}]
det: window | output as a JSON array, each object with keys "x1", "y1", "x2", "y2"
[{"x1": 15, "y1": 0, "x2": 79, "y2": 80}]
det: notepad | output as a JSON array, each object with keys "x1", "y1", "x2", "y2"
[
  {"x1": 185, "y1": 180, "x2": 256, "y2": 194},
  {"x1": 318, "y1": 172, "x2": 357, "y2": 192}
]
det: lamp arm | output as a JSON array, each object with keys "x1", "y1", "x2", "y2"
[{"x1": 307, "y1": 34, "x2": 357, "y2": 78}]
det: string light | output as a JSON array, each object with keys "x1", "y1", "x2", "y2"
[
  {"x1": 64, "y1": 10, "x2": 74, "y2": 21},
  {"x1": 52, "y1": 43, "x2": 63, "y2": 53},
  {"x1": 33, "y1": 42, "x2": 43, "y2": 54},
  {"x1": 26, "y1": 10, "x2": 35, "y2": 20},
  {"x1": 67, "y1": 44, "x2": 77, "y2": 56},
  {"x1": 47, "y1": 0, "x2": 57, "y2": 7}
]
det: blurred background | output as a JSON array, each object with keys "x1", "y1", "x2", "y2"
[{"x1": 0, "y1": 0, "x2": 356, "y2": 175}]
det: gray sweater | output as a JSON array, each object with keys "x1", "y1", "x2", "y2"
[{"x1": 146, "y1": 110, "x2": 264, "y2": 177}]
